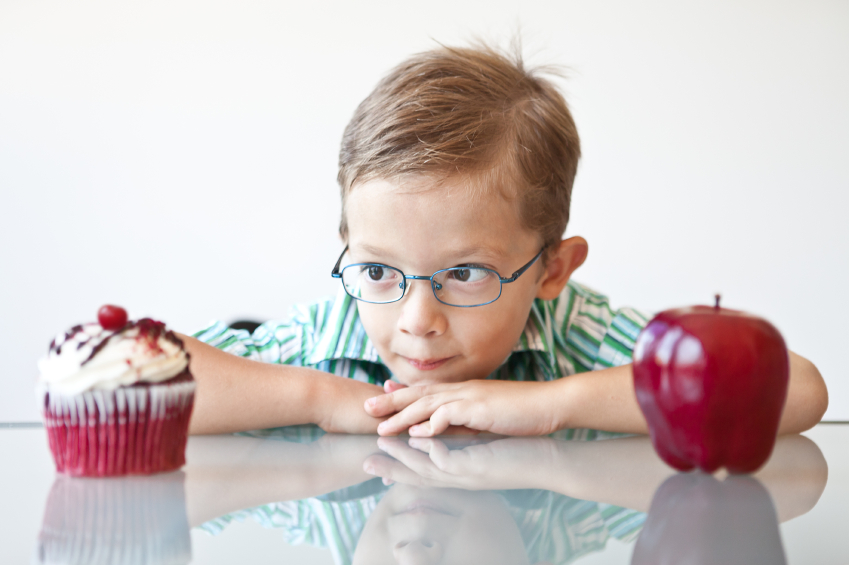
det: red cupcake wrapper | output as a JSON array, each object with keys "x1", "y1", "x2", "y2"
[{"x1": 41, "y1": 373, "x2": 195, "y2": 477}]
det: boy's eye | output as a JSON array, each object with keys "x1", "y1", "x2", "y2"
[
  {"x1": 453, "y1": 268, "x2": 471, "y2": 282},
  {"x1": 448, "y1": 267, "x2": 489, "y2": 283},
  {"x1": 367, "y1": 266, "x2": 386, "y2": 281}
]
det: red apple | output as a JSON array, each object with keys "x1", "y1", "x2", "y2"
[{"x1": 632, "y1": 297, "x2": 789, "y2": 474}]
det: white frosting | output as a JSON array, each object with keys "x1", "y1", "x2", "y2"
[{"x1": 38, "y1": 322, "x2": 189, "y2": 396}]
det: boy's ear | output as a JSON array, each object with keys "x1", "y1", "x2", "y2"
[{"x1": 536, "y1": 236, "x2": 588, "y2": 300}]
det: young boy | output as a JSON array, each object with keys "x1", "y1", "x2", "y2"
[{"x1": 185, "y1": 43, "x2": 828, "y2": 437}]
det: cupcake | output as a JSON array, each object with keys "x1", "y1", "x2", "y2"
[{"x1": 38, "y1": 305, "x2": 195, "y2": 477}]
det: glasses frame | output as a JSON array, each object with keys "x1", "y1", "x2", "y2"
[{"x1": 331, "y1": 245, "x2": 544, "y2": 308}]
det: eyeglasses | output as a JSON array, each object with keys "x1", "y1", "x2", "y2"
[{"x1": 331, "y1": 246, "x2": 544, "y2": 307}]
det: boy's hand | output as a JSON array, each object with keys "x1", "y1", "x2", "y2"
[
  {"x1": 314, "y1": 377, "x2": 388, "y2": 434},
  {"x1": 364, "y1": 380, "x2": 563, "y2": 437}
]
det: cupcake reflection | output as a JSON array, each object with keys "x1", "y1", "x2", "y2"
[{"x1": 35, "y1": 472, "x2": 191, "y2": 565}]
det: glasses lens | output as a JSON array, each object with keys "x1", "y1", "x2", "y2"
[
  {"x1": 341, "y1": 264, "x2": 405, "y2": 303},
  {"x1": 433, "y1": 267, "x2": 501, "y2": 306}
]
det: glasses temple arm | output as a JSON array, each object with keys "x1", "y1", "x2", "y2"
[
  {"x1": 500, "y1": 249, "x2": 545, "y2": 283},
  {"x1": 331, "y1": 245, "x2": 349, "y2": 278}
]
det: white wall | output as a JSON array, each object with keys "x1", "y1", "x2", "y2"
[{"x1": 2, "y1": 0, "x2": 847, "y2": 421}]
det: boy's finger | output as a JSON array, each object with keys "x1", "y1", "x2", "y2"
[
  {"x1": 376, "y1": 395, "x2": 452, "y2": 435},
  {"x1": 383, "y1": 380, "x2": 407, "y2": 393},
  {"x1": 410, "y1": 404, "x2": 467, "y2": 437},
  {"x1": 365, "y1": 386, "x2": 432, "y2": 417}
]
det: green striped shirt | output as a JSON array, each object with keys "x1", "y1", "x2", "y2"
[{"x1": 193, "y1": 279, "x2": 651, "y2": 386}]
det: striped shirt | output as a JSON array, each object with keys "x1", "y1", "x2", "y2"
[{"x1": 193, "y1": 279, "x2": 651, "y2": 389}]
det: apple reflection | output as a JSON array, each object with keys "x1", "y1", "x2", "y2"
[
  {"x1": 632, "y1": 473, "x2": 786, "y2": 565},
  {"x1": 36, "y1": 472, "x2": 191, "y2": 565}
]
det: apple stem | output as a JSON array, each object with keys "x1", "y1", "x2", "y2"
[{"x1": 715, "y1": 294, "x2": 721, "y2": 310}]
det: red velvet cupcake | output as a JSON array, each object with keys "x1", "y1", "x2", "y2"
[{"x1": 37, "y1": 306, "x2": 195, "y2": 477}]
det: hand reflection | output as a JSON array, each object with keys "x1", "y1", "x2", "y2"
[{"x1": 365, "y1": 436, "x2": 562, "y2": 491}]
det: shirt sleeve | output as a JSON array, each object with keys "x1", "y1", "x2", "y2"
[
  {"x1": 561, "y1": 281, "x2": 652, "y2": 372},
  {"x1": 192, "y1": 318, "x2": 307, "y2": 365},
  {"x1": 593, "y1": 306, "x2": 652, "y2": 370}
]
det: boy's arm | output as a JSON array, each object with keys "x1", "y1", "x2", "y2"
[
  {"x1": 555, "y1": 350, "x2": 827, "y2": 435},
  {"x1": 367, "y1": 350, "x2": 828, "y2": 436},
  {"x1": 183, "y1": 336, "x2": 386, "y2": 435}
]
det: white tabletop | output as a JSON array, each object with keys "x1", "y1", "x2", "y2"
[{"x1": 2, "y1": 423, "x2": 847, "y2": 564}]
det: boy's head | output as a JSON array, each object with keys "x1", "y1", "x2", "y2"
[
  {"x1": 338, "y1": 43, "x2": 581, "y2": 264},
  {"x1": 335, "y1": 43, "x2": 588, "y2": 386},
  {"x1": 353, "y1": 484, "x2": 539, "y2": 565}
]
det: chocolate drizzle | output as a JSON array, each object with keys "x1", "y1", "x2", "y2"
[
  {"x1": 52, "y1": 325, "x2": 84, "y2": 355},
  {"x1": 81, "y1": 330, "x2": 119, "y2": 366}
]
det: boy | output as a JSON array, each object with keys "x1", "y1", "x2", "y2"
[{"x1": 185, "y1": 43, "x2": 828, "y2": 437}]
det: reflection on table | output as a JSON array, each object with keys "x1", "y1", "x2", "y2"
[
  {"x1": 36, "y1": 472, "x2": 191, "y2": 565},
  {"x1": 34, "y1": 427, "x2": 827, "y2": 564}
]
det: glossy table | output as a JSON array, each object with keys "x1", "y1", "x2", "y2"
[{"x1": 2, "y1": 423, "x2": 847, "y2": 564}]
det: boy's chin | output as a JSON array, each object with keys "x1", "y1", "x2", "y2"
[{"x1": 394, "y1": 367, "x2": 484, "y2": 388}]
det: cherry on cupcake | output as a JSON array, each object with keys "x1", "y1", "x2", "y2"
[{"x1": 98, "y1": 305, "x2": 128, "y2": 330}]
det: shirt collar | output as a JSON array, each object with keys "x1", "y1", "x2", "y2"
[{"x1": 306, "y1": 289, "x2": 554, "y2": 365}]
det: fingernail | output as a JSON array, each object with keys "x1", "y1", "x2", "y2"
[
  {"x1": 364, "y1": 465, "x2": 375, "y2": 475},
  {"x1": 367, "y1": 397, "x2": 376, "y2": 407},
  {"x1": 377, "y1": 422, "x2": 387, "y2": 433},
  {"x1": 382, "y1": 478, "x2": 394, "y2": 486}
]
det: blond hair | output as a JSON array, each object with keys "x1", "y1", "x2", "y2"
[{"x1": 338, "y1": 43, "x2": 580, "y2": 261}]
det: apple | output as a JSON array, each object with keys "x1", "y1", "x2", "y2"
[{"x1": 632, "y1": 296, "x2": 789, "y2": 474}]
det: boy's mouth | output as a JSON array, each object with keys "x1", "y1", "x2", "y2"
[{"x1": 402, "y1": 356, "x2": 455, "y2": 371}]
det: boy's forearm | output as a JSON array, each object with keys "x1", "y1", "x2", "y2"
[
  {"x1": 556, "y1": 351, "x2": 828, "y2": 435},
  {"x1": 554, "y1": 364, "x2": 648, "y2": 434},
  {"x1": 780, "y1": 351, "x2": 828, "y2": 434},
  {"x1": 183, "y1": 336, "x2": 386, "y2": 434},
  {"x1": 183, "y1": 335, "x2": 325, "y2": 434}
]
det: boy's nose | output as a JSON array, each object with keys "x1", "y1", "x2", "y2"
[
  {"x1": 397, "y1": 281, "x2": 447, "y2": 337},
  {"x1": 393, "y1": 538, "x2": 443, "y2": 564}
]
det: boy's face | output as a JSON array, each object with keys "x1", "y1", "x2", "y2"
[
  {"x1": 345, "y1": 176, "x2": 546, "y2": 386},
  {"x1": 352, "y1": 484, "x2": 531, "y2": 565}
]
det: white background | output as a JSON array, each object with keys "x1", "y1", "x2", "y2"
[{"x1": 1, "y1": 0, "x2": 847, "y2": 422}]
